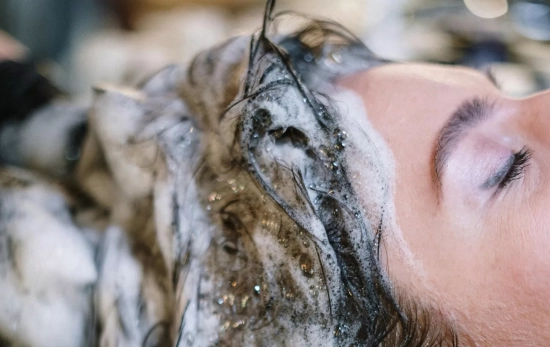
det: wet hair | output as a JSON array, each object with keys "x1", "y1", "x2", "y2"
[
  {"x1": 0, "y1": 2, "x2": 469, "y2": 346},
  {"x1": 172, "y1": 0, "x2": 466, "y2": 346}
]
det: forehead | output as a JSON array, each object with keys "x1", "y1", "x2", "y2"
[
  {"x1": 344, "y1": 63, "x2": 499, "y2": 112},
  {"x1": 359, "y1": 63, "x2": 494, "y2": 89},
  {"x1": 338, "y1": 63, "x2": 500, "y2": 135}
]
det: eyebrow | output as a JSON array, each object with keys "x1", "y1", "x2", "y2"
[{"x1": 433, "y1": 97, "x2": 495, "y2": 188}]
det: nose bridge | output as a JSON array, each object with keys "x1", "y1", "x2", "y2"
[
  {"x1": 521, "y1": 89, "x2": 550, "y2": 114},
  {"x1": 516, "y1": 89, "x2": 550, "y2": 142}
]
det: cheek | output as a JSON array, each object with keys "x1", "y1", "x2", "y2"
[
  {"x1": 453, "y1": 206, "x2": 550, "y2": 327},
  {"x1": 386, "y1": 189, "x2": 550, "y2": 329},
  {"x1": 509, "y1": 207, "x2": 550, "y2": 294}
]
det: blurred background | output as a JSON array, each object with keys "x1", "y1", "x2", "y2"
[{"x1": 0, "y1": 0, "x2": 549, "y2": 100}]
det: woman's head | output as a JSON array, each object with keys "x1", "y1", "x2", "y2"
[
  {"x1": 169, "y1": 3, "x2": 462, "y2": 345},
  {"x1": 4, "y1": 1, "x2": 548, "y2": 346},
  {"x1": 174, "y1": 2, "x2": 550, "y2": 345}
]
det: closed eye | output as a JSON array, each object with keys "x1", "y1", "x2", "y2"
[{"x1": 481, "y1": 147, "x2": 532, "y2": 190}]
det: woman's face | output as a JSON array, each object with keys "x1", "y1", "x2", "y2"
[{"x1": 339, "y1": 63, "x2": 550, "y2": 345}]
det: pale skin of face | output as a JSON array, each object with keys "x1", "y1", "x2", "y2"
[{"x1": 339, "y1": 63, "x2": 550, "y2": 346}]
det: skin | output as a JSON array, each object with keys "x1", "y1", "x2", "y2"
[{"x1": 339, "y1": 63, "x2": 550, "y2": 346}]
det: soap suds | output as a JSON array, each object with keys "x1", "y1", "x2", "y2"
[
  {"x1": 0, "y1": 168, "x2": 96, "y2": 347},
  {"x1": 327, "y1": 86, "x2": 428, "y2": 283}
]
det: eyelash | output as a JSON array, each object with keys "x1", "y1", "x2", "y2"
[{"x1": 498, "y1": 147, "x2": 533, "y2": 189}]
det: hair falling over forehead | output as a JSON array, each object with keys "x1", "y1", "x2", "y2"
[{"x1": 173, "y1": 0, "x2": 463, "y2": 346}]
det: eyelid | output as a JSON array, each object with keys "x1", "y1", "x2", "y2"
[
  {"x1": 481, "y1": 155, "x2": 514, "y2": 190},
  {"x1": 480, "y1": 147, "x2": 533, "y2": 191}
]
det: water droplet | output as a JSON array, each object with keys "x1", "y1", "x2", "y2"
[
  {"x1": 64, "y1": 147, "x2": 81, "y2": 162},
  {"x1": 241, "y1": 295, "x2": 249, "y2": 308},
  {"x1": 300, "y1": 253, "x2": 314, "y2": 278},
  {"x1": 221, "y1": 321, "x2": 231, "y2": 332},
  {"x1": 330, "y1": 51, "x2": 342, "y2": 63},
  {"x1": 218, "y1": 297, "x2": 224, "y2": 305},
  {"x1": 229, "y1": 294, "x2": 236, "y2": 306},
  {"x1": 184, "y1": 332, "x2": 194, "y2": 344},
  {"x1": 334, "y1": 325, "x2": 343, "y2": 336},
  {"x1": 309, "y1": 285, "x2": 318, "y2": 296},
  {"x1": 254, "y1": 285, "x2": 261, "y2": 293},
  {"x1": 232, "y1": 319, "x2": 246, "y2": 329}
]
